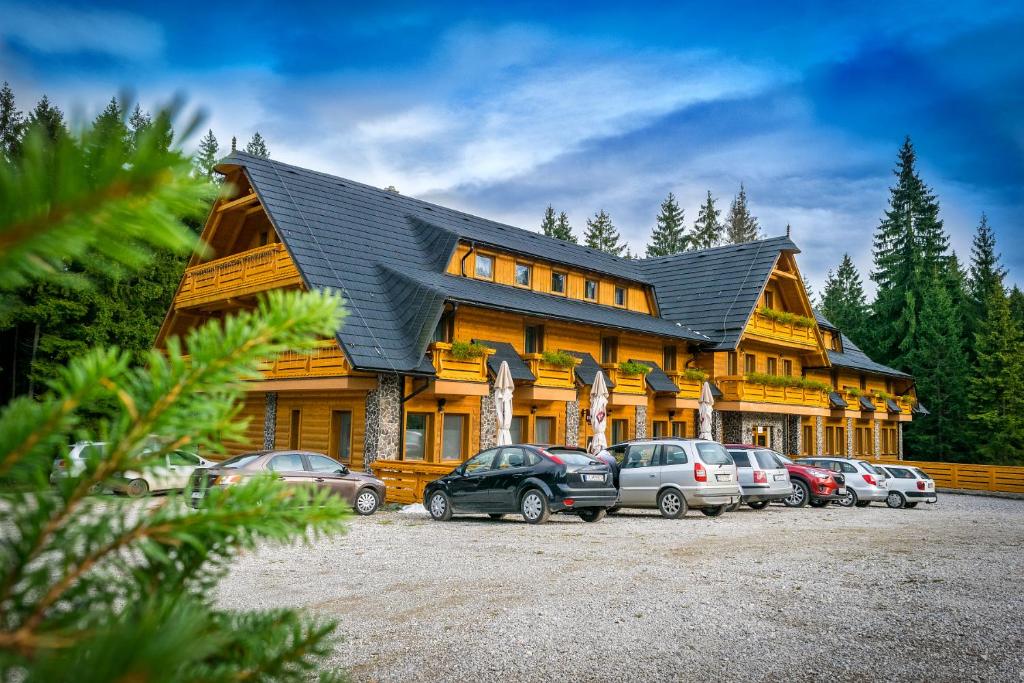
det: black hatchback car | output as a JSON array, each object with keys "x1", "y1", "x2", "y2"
[{"x1": 423, "y1": 444, "x2": 617, "y2": 524}]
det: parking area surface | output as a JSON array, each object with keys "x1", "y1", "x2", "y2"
[{"x1": 217, "y1": 494, "x2": 1024, "y2": 682}]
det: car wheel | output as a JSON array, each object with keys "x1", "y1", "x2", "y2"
[
  {"x1": 886, "y1": 491, "x2": 906, "y2": 509},
  {"x1": 520, "y1": 489, "x2": 550, "y2": 524},
  {"x1": 838, "y1": 488, "x2": 858, "y2": 508},
  {"x1": 354, "y1": 488, "x2": 380, "y2": 516},
  {"x1": 906, "y1": 502, "x2": 919, "y2": 508},
  {"x1": 855, "y1": 500, "x2": 871, "y2": 508},
  {"x1": 809, "y1": 498, "x2": 830, "y2": 508},
  {"x1": 747, "y1": 500, "x2": 769, "y2": 510},
  {"x1": 578, "y1": 508, "x2": 606, "y2": 523},
  {"x1": 657, "y1": 489, "x2": 687, "y2": 519},
  {"x1": 700, "y1": 505, "x2": 726, "y2": 517},
  {"x1": 427, "y1": 490, "x2": 453, "y2": 521},
  {"x1": 784, "y1": 480, "x2": 809, "y2": 507},
  {"x1": 126, "y1": 478, "x2": 149, "y2": 498},
  {"x1": 488, "y1": 513, "x2": 505, "y2": 520}
]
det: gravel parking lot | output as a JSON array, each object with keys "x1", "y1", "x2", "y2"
[{"x1": 218, "y1": 494, "x2": 1024, "y2": 682}]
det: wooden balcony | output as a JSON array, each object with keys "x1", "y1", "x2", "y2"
[
  {"x1": 665, "y1": 372, "x2": 704, "y2": 400},
  {"x1": 523, "y1": 354, "x2": 578, "y2": 389},
  {"x1": 718, "y1": 377, "x2": 828, "y2": 408},
  {"x1": 430, "y1": 342, "x2": 493, "y2": 384},
  {"x1": 257, "y1": 339, "x2": 351, "y2": 379},
  {"x1": 745, "y1": 310, "x2": 818, "y2": 348},
  {"x1": 175, "y1": 243, "x2": 302, "y2": 309},
  {"x1": 601, "y1": 364, "x2": 647, "y2": 406}
]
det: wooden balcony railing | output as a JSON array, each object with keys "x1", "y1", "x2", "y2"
[
  {"x1": 175, "y1": 243, "x2": 302, "y2": 309},
  {"x1": 746, "y1": 310, "x2": 818, "y2": 348},
  {"x1": 430, "y1": 342, "x2": 493, "y2": 383},
  {"x1": 523, "y1": 354, "x2": 578, "y2": 389},
  {"x1": 664, "y1": 372, "x2": 704, "y2": 400},
  {"x1": 600, "y1": 364, "x2": 646, "y2": 395},
  {"x1": 257, "y1": 340, "x2": 350, "y2": 379},
  {"x1": 718, "y1": 377, "x2": 828, "y2": 407}
]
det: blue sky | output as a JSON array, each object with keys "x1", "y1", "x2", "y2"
[{"x1": 2, "y1": 1, "x2": 1022, "y2": 292}]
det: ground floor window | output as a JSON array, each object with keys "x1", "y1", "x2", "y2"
[
  {"x1": 535, "y1": 416, "x2": 555, "y2": 444},
  {"x1": 330, "y1": 410, "x2": 352, "y2": 462},
  {"x1": 671, "y1": 421, "x2": 688, "y2": 438},
  {"x1": 510, "y1": 415, "x2": 527, "y2": 444},
  {"x1": 652, "y1": 420, "x2": 668, "y2": 438},
  {"x1": 404, "y1": 413, "x2": 432, "y2": 460},
  {"x1": 611, "y1": 418, "x2": 629, "y2": 444},
  {"x1": 441, "y1": 414, "x2": 467, "y2": 461}
]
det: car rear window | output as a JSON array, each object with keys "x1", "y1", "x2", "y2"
[
  {"x1": 754, "y1": 450, "x2": 780, "y2": 469},
  {"x1": 696, "y1": 442, "x2": 732, "y2": 465},
  {"x1": 887, "y1": 467, "x2": 915, "y2": 479},
  {"x1": 543, "y1": 450, "x2": 594, "y2": 466},
  {"x1": 912, "y1": 468, "x2": 932, "y2": 480},
  {"x1": 728, "y1": 451, "x2": 752, "y2": 467},
  {"x1": 219, "y1": 453, "x2": 262, "y2": 469},
  {"x1": 858, "y1": 461, "x2": 881, "y2": 475}
]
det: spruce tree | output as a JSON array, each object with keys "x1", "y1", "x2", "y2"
[
  {"x1": 903, "y1": 277, "x2": 969, "y2": 459},
  {"x1": 193, "y1": 129, "x2": 221, "y2": 179},
  {"x1": 802, "y1": 275, "x2": 816, "y2": 308},
  {"x1": 725, "y1": 183, "x2": 760, "y2": 244},
  {"x1": 584, "y1": 209, "x2": 625, "y2": 256},
  {"x1": 690, "y1": 190, "x2": 723, "y2": 250},
  {"x1": 540, "y1": 205, "x2": 557, "y2": 237},
  {"x1": 645, "y1": 192, "x2": 687, "y2": 257},
  {"x1": 553, "y1": 211, "x2": 577, "y2": 243},
  {"x1": 967, "y1": 213, "x2": 1006, "y2": 330},
  {"x1": 1009, "y1": 286, "x2": 1024, "y2": 328},
  {"x1": 819, "y1": 254, "x2": 870, "y2": 347},
  {"x1": 967, "y1": 289, "x2": 1024, "y2": 463},
  {"x1": 24, "y1": 95, "x2": 68, "y2": 144},
  {"x1": 0, "y1": 81, "x2": 23, "y2": 162},
  {"x1": 90, "y1": 97, "x2": 129, "y2": 161},
  {"x1": 244, "y1": 131, "x2": 270, "y2": 158}
]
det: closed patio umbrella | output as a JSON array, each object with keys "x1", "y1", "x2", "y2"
[
  {"x1": 698, "y1": 381, "x2": 715, "y2": 440},
  {"x1": 494, "y1": 360, "x2": 514, "y2": 446},
  {"x1": 589, "y1": 370, "x2": 609, "y2": 454}
]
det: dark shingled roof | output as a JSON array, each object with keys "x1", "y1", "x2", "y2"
[
  {"x1": 475, "y1": 340, "x2": 535, "y2": 382},
  {"x1": 566, "y1": 351, "x2": 612, "y2": 387},
  {"x1": 635, "y1": 236, "x2": 799, "y2": 349},
  {"x1": 829, "y1": 391, "x2": 849, "y2": 409},
  {"x1": 859, "y1": 396, "x2": 876, "y2": 411},
  {"x1": 632, "y1": 360, "x2": 679, "y2": 394},
  {"x1": 813, "y1": 311, "x2": 911, "y2": 379},
  {"x1": 885, "y1": 398, "x2": 902, "y2": 413}
]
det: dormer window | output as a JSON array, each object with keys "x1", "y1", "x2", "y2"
[
  {"x1": 515, "y1": 263, "x2": 531, "y2": 287},
  {"x1": 474, "y1": 254, "x2": 494, "y2": 280},
  {"x1": 614, "y1": 286, "x2": 626, "y2": 307},
  {"x1": 551, "y1": 271, "x2": 567, "y2": 294},
  {"x1": 584, "y1": 279, "x2": 597, "y2": 300}
]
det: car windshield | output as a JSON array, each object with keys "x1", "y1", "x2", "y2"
[
  {"x1": 218, "y1": 453, "x2": 263, "y2": 469},
  {"x1": 543, "y1": 450, "x2": 595, "y2": 466},
  {"x1": 754, "y1": 450, "x2": 781, "y2": 469},
  {"x1": 695, "y1": 442, "x2": 732, "y2": 465}
]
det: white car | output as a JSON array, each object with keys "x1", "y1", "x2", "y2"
[
  {"x1": 876, "y1": 464, "x2": 937, "y2": 508},
  {"x1": 52, "y1": 442, "x2": 213, "y2": 497}
]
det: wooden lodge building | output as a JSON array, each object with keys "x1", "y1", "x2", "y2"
[{"x1": 156, "y1": 152, "x2": 924, "y2": 503}]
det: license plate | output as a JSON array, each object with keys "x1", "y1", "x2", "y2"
[
  {"x1": 191, "y1": 491, "x2": 204, "y2": 499},
  {"x1": 584, "y1": 474, "x2": 604, "y2": 482},
  {"x1": 836, "y1": 488, "x2": 846, "y2": 495},
  {"x1": 716, "y1": 474, "x2": 730, "y2": 482},
  {"x1": 774, "y1": 474, "x2": 786, "y2": 481}
]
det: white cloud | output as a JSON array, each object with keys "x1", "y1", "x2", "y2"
[{"x1": 0, "y1": 3, "x2": 164, "y2": 60}]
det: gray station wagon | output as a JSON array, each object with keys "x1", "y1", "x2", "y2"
[{"x1": 602, "y1": 439, "x2": 741, "y2": 518}]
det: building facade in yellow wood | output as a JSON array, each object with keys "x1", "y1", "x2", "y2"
[{"x1": 156, "y1": 153, "x2": 920, "y2": 503}]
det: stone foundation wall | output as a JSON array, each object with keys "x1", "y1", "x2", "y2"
[
  {"x1": 262, "y1": 392, "x2": 277, "y2": 450},
  {"x1": 634, "y1": 405, "x2": 648, "y2": 439},
  {"x1": 363, "y1": 374, "x2": 401, "y2": 471},
  {"x1": 721, "y1": 411, "x2": 788, "y2": 452},
  {"x1": 566, "y1": 400, "x2": 580, "y2": 447}
]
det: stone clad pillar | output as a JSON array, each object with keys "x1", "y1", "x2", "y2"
[
  {"x1": 363, "y1": 374, "x2": 401, "y2": 471},
  {"x1": 263, "y1": 392, "x2": 277, "y2": 450},
  {"x1": 565, "y1": 399, "x2": 580, "y2": 447},
  {"x1": 786, "y1": 415, "x2": 801, "y2": 455},
  {"x1": 634, "y1": 405, "x2": 648, "y2": 439},
  {"x1": 480, "y1": 382, "x2": 497, "y2": 451},
  {"x1": 846, "y1": 417, "x2": 854, "y2": 456},
  {"x1": 815, "y1": 416, "x2": 824, "y2": 455},
  {"x1": 898, "y1": 424, "x2": 904, "y2": 460},
  {"x1": 873, "y1": 420, "x2": 881, "y2": 458}
]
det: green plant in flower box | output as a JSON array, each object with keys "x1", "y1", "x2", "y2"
[
  {"x1": 618, "y1": 360, "x2": 651, "y2": 376},
  {"x1": 540, "y1": 350, "x2": 576, "y2": 369},
  {"x1": 758, "y1": 307, "x2": 817, "y2": 329},
  {"x1": 449, "y1": 340, "x2": 488, "y2": 361},
  {"x1": 680, "y1": 368, "x2": 708, "y2": 382}
]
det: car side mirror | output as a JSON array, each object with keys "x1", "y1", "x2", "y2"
[{"x1": 337, "y1": 466, "x2": 348, "y2": 475}]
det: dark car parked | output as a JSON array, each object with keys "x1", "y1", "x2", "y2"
[
  {"x1": 189, "y1": 450, "x2": 386, "y2": 515},
  {"x1": 423, "y1": 444, "x2": 617, "y2": 524}
]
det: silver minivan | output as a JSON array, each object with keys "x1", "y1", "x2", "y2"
[
  {"x1": 604, "y1": 439, "x2": 741, "y2": 518},
  {"x1": 797, "y1": 457, "x2": 888, "y2": 507},
  {"x1": 726, "y1": 446, "x2": 791, "y2": 510}
]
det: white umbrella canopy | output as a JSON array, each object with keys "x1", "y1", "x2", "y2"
[
  {"x1": 698, "y1": 381, "x2": 715, "y2": 440},
  {"x1": 589, "y1": 371, "x2": 610, "y2": 454},
  {"x1": 494, "y1": 360, "x2": 515, "y2": 446}
]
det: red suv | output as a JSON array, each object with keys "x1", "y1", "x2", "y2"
[{"x1": 725, "y1": 445, "x2": 845, "y2": 508}]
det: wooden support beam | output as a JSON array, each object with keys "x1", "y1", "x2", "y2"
[{"x1": 216, "y1": 192, "x2": 260, "y2": 213}]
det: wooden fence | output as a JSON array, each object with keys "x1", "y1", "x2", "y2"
[
  {"x1": 873, "y1": 457, "x2": 1024, "y2": 494},
  {"x1": 370, "y1": 460, "x2": 455, "y2": 505}
]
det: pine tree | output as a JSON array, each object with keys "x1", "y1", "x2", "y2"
[
  {"x1": 244, "y1": 131, "x2": 270, "y2": 158},
  {"x1": 1009, "y1": 286, "x2": 1024, "y2": 329},
  {"x1": 802, "y1": 275, "x2": 816, "y2": 308},
  {"x1": 90, "y1": 96, "x2": 129, "y2": 161},
  {"x1": 967, "y1": 289, "x2": 1024, "y2": 463},
  {"x1": 0, "y1": 81, "x2": 23, "y2": 162},
  {"x1": 193, "y1": 129, "x2": 220, "y2": 179},
  {"x1": 690, "y1": 190, "x2": 723, "y2": 250},
  {"x1": 540, "y1": 204, "x2": 557, "y2": 237},
  {"x1": 584, "y1": 210, "x2": 625, "y2": 256},
  {"x1": 819, "y1": 254, "x2": 870, "y2": 348},
  {"x1": 903, "y1": 277, "x2": 970, "y2": 459},
  {"x1": 645, "y1": 192, "x2": 687, "y2": 257},
  {"x1": 24, "y1": 95, "x2": 68, "y2": 144},
  {"x1": 725, "y1": 183, "x2": 760, "y2": 244},
  {"x1": 553, "y1": 211, "x2": 577, "y2": 243},
  {"x1": 869, "y1": 137, "x2": 951, "y2": 367},
  {"x1": 966, "y1": 213, "x2": 1006, "y2": 331}
]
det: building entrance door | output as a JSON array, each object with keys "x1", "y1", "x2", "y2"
[{"x1": 753, "y1": 426, "x2": 770, "y2": 447}]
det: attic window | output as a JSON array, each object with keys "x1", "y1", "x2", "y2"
[
  {"x1": 474, "y1": 254, "x2": 494, "y2": 280},
  {"x1": 614, "y1": 286, "x2": 626, "y2": 307},
  {"x1": 551, "y1": 271, "x2": 567, "y2": 294}
]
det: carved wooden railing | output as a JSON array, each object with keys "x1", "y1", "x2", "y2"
[{"x1": 176, "y1": 243, "x2": 301, "y2": 308}]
